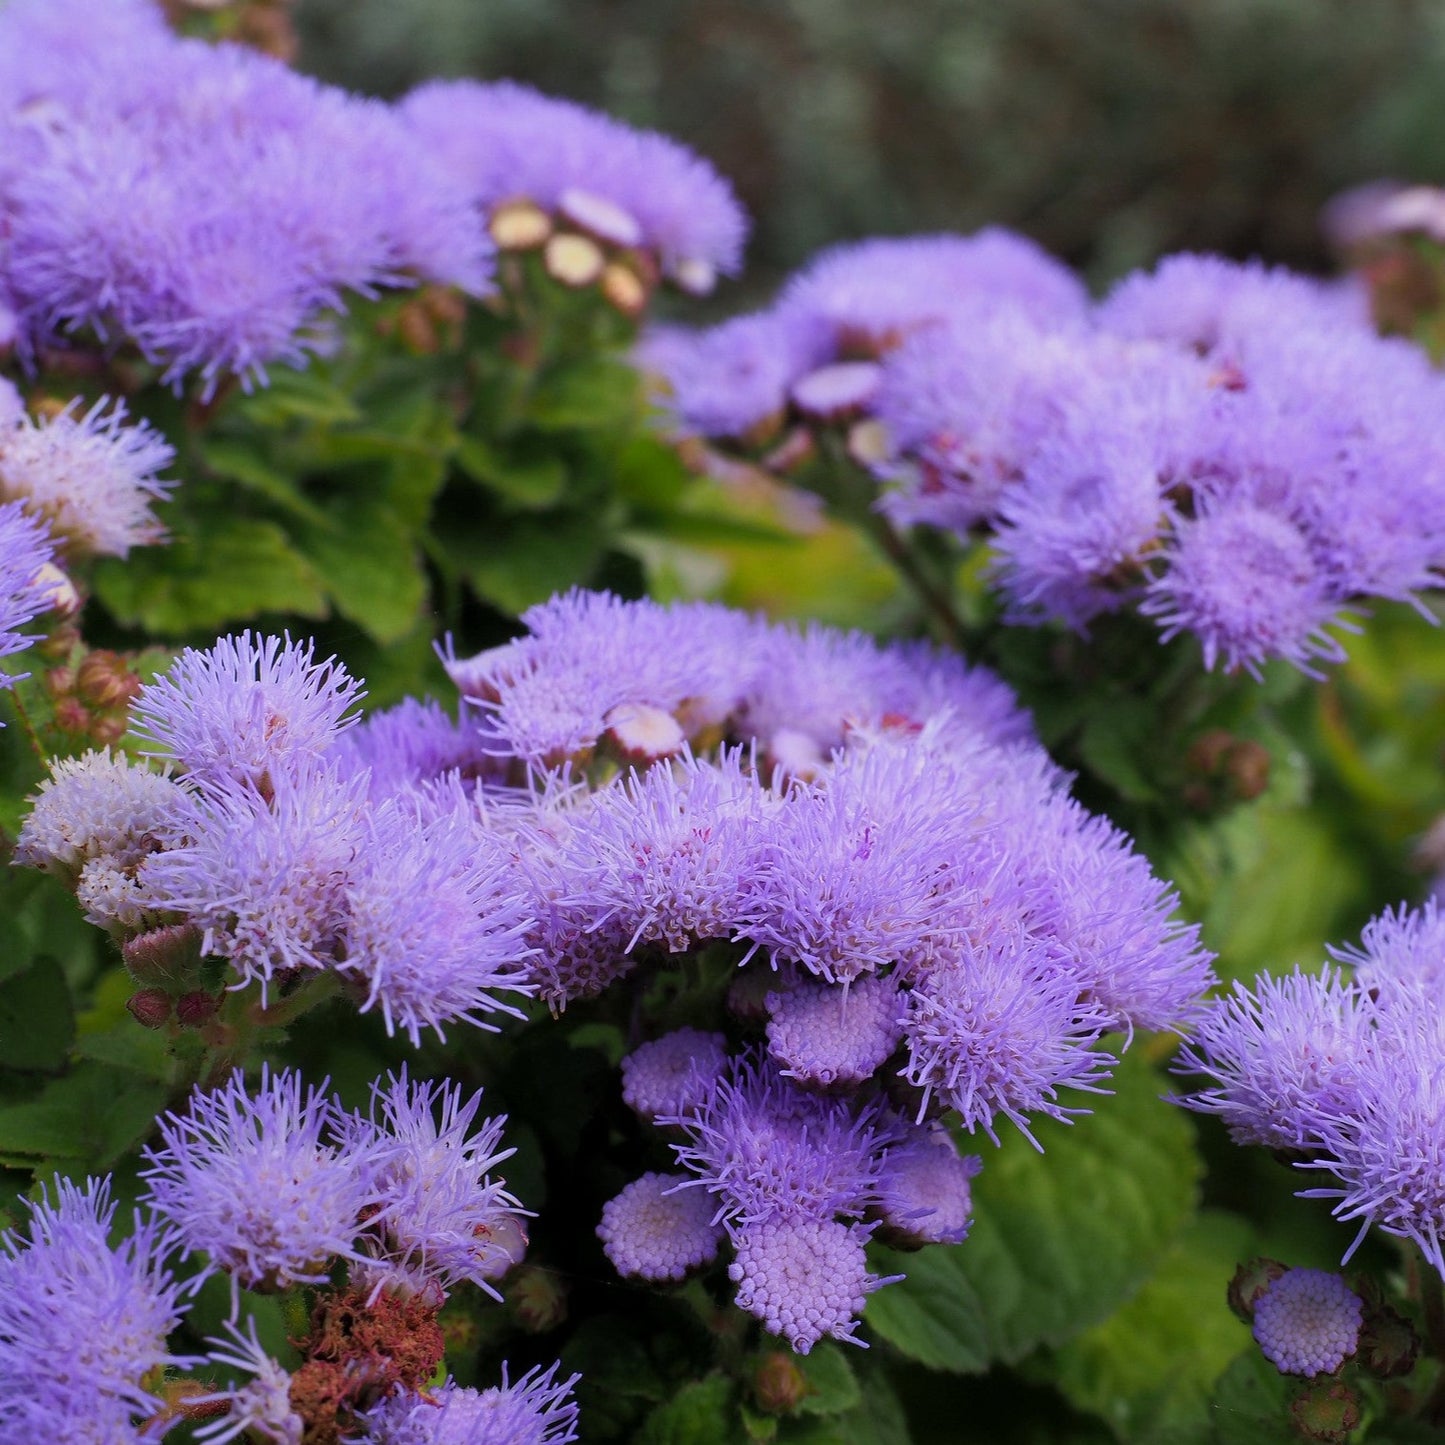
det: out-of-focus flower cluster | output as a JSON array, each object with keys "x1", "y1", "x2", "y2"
[
  {"x1": 0, "y1": 0, "x2": 745, "y2": 392},
  {"x1": 0, "y1": 1066, "x2": 577, "y2": 1445},
  {"x1": 1176, "y1": 900, "x2": 1445, "y2": 1275},
  {"x1": 642, "y1": 234, "x2": 1445, "y2": 680}
]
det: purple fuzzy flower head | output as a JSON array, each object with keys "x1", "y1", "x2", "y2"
[
  {"x1": 597, "y1": 1172, "x2": 724, "y2": 1282},
  {"x1": 343, "y1": 1069, "x2": 529, "y2": 1301},
  {"x1": 637, "y1": 310, "x2": 832, "y2": 439},
  {"x1": 1140, "y1": 489, "x2": 1348, "y2": 679},
  {"x1": 0, "y1": 397, "x2": 173, "y2": 559},
  {"x1": 332, "y1": 696, "x2": 496, "y2": 802},
  {"x1": 339, "y1": 796, "x2": 534, "y2": 1045},
  {"x1": 359, "y1": 1366, "x2": 581, "y2": 1445},
  {"x1": 140, "y1": 761, "x2": 368, "y2": 994},
  {"x1": 402, "y1": 79, "x2": 746, "y2": 289},
  {"x1": 132, "y1": 631, "x2": 364, "y2": 790},
  {"x1": 765, "y1": 972, "x2": 903, "y2": 1088},
  {"x1": 0, "y1": 497, "x2": 54, "y2": 675},
  {"x1": 872, "y1": 1123, "x2": 981, "y2": 1247},
  {"x1": 0, "y1": 1176, "x2": 184, "y2": 1442},
  {"x1": 729, "y1": 1215, "x2": 891, "y2": 1353},
  {"x1": 620, "y1": 1029, "x2": 730, "y2": 1123},
  {"x1": 141, "y1": 1066, "x2": 370, "y2": 1293},
  {"x1": 1252, "y1": 1269, "x2": 1363, "y2": 1377},
  {"x1": 779, "y1": 230, "x2": 1087, "y2": 354},
  {"x1": 194, "y1": 1317, "x2": 302, "y2": 1445}
]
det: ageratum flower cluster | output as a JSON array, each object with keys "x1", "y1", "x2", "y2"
[
  {"x1": 0, "y1": 1070, "x2": 578, "y2": 1444},
  {"x1": 14, "y1": 632, "x2": 533, "y2": 1041},
  {"x1": 442, "y1": 589, "x2": 1215, "y2": 1348},
  {"x1": 1176, "y1": 900, "x2": 1445, "y2": 1274},
  {"x1": 643, "y1": 235, "x2": 1445, "y2": 679},
  {"x1": 0, "y1": 0, "x2": 744, "y2": 391}
]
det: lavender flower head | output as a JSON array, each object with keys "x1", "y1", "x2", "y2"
[
  {"x1": 0, "y1": 1176, "x2": 184, "y2": 1442},
  {"x1": 141, "y1": 1066, "x2": 372, "y2": 1293},
  {"x1": 343, "y1": 1069, "x2": 529, "y2": 1301},
  {"x1": 132, "y1": 631, "x2": 364, "y2": 789},
  {"x1": 359, "y1": 1366, "x2": 581, "y2": 1445},
  {"x1": 0, "y1": 397, "x2": 174, "y2": 559},
  {"x1": 194, "y1": 1317, "x2": 303, "y2": 1445},
  {"x1": 597, "y1": 1172, "x2": 724, "y2": 1283},
  {"x1": 620, "y1": 1028, "x2": 730, "y2": 1122},
  {"x1": 1252, "y1": 1269, "x2": 1363, "y2": 1378},
  {"x1": 0, "y1": 497, "x2": 54, "y2": 681},
  {"x1": 402, "y1": 79, "x2": 747, "y2": 289}
]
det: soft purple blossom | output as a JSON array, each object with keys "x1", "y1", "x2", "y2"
[
  {"x1": 331, "y1": 697, "x2": 497, "y2": 802},
  {"x1": 1252, "y1": 1269, "x2": 1363, "y2": 1377},
  {"x1": 597, "y1": 1172, "x2": 724, "y2": 1282},
  {"x1": 0, "y1": 497, "x2": 53, "y2": 678},
  {"x1": 194, "y1": 1318, "x2": 302, "y2": 1445},
  {"x1": 141, "y1": 1066, "x2": 371, "y2": 1292},
  {"x1": 0, "y1": 397, "x2": 173, "y2": 558},
  {"x1": 872, "y1": 1123, "x2": 981, "y2": 1247},
  {"x1": 140, "y1": 761, "x2": 368, "y2": 993},
  {"x1": 339, "y1": 796, "x2": 534, "y2": 1044},
  {"x1": 358, "y1": 1367, "x2": 581, "y2": 1445},
  {"x1": 401, "y1": 79, "x2": 747, "y2": 286},
  {"x1": 765, "y1": 972, "x2": 903, "y2": 1087},
  {"x1": 132, "y1": 631, "x2": 364, "y2": 789},
  {"x1": 0, "y1": 1177, "x2": 184, "y2": 1442},
  {"x1": 728, "y1": 1215, "x2": 892, "y2": 1353},
  {"x1": 620, "y1": 1029, "x2": 731, "y2": 1122}
]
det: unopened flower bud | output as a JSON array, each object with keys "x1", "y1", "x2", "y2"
[
  {"x1": 489, "y1": 199, "x2": 552, "y2": 251},
  {"x1": 90, "y1": 714, "x2": 128, "y2": 747},
  {"x1": 123, "y1": 924, "x2": 204, "y2": 989},
  {"x1": 53, "y1": 697, "x2": 91, "y2": 733},
  {"x1": 76, "y1": 650, "x2": 134, "y2": 709},
  {"x1": 600, "y1": 261, "x2": 648, "y2": 318},
  {"x1": 394, "y1": 302, "x2": 439, "y2": 356},
  {"x1": 45, "y1": 666, "x2": 75, "y2": 698},
  {"x1": 1186, "y1": 728, "x2": 1235, "y2": 777},
  {"x1": 1225, "y1": 739, "x2": 1271, "y2": 801},
  {"x1": 604, "y1": 701, "x2": 685, "y2": 762},
  {"x1": 175, "y1": 990, "x2": 221, "y2": 1028},
  {"x1": 543, "y1": 233, "x2": 605, "y2": 288},
  {"x1": 510, "y1": 1262, "x2": 569, "y2": 1333},
  {"x1": 1227, "y1": 1257, "x2": 1287, "y2": 1321},
  {"x1": 38, "y1": 621, "x2": 82, "y2": 660},
  {"x1": 1355, "y1": 1302, "x2": 1420, "y2": 1379},
  {"x1": 1289, "y1": 1380, "x2": 1362, "y2": 1444},
  {"x1": 846, "y1": 418, "x2": 890, "y2": 468},
  {"x1": 126, "y1": 988, "x2": 173, "y2": 1029},
  {"x1": 32, "y1": 562, "x2": 81, "y2": 618},
  {"x1": 753, "y1": 1351, "x2": 808, "y2": 1414}
]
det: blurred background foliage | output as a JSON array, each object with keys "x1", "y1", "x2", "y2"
[{"x1": 296, "y1": 0, "x2": 1445, "y2": 293}]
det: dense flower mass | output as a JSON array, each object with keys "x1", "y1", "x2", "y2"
[
  {"x1": 1252, "y1": 1269, "x2": 1363, "y2": 1378},
  {"x1": 643, "y1": 229, "x2": 1445, "y2": 679},
  {"x1": 0, "y1": 0, "x2": 495, "y2": 391},
  {"x1": 0, "y1": 493, "x2": 54, "y2": 689},
  {"x1": 1176, "y1": 900, "x2": 1445, "y2": 1273}
]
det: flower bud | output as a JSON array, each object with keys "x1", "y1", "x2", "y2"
[
  {"x1": 510, "y1": 1262, "x2": 569, "y2": 1334},
  {"x1": 175, "y1": 990, "x2": 221, "y2": 1028},
  {"x1": 1355, "y1": 1302, "x2": 1420, "y2": 1379},
  {"x1": 126, "y1": 988, "x2": 173, "y2": 1029},
  {"x1": 1227, "y1": 1257, "x2": 1286, "y2": 1321},
  {"x1": 75, "y1": 650, "x2": 135, "y2": 709},
  {"x1": 489, "y1": 199, "x2": 552, "y2": 251},
  {"x1": 753, "y1": 1351, "x2": 808, "y2": 1414},
  {"x1": 123, "y1": 924, "x2": 204, "y2": 989},
  {"x1": 543, "y1": 233, "x2": 605, "y2": 288},
  {"x1": 1289, "y1": 1380, "x2": 1361, "y2": 1444}
]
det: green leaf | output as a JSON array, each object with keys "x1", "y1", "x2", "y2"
[
  {"x1": 198, "y1": 440, "x2": 330, "y2": 527},
  {"x1": 795, "y1": 1343, "x2": 862, "y2": 1417},
  {"x1": 1077, "y1": 706, "x2": 1162, "y2": 804},
  {"x1": 233, "y1": 366, "x2": 362, "y2": 426},
  {"x1": 635, "y1": 1375, "x2": 737, "y2": 1445},
  {"x1": 1049, "y1": 1210, "x2": 1257, "y2": 1444},
  {"x1": 866, "y1": 1047, "x2": 1201, "y2": 1373},
  {"x1": 93, "y1": 516, "x2": 327, "y2": 634},
  {"x1": 0, "y1": 1062, "x2": 167, "y2": 1168},
  {"x1": 449, "y1": 511, "x2": 607, "y2": 616},
  {"x1": 527, "y1": 357, "x2": 643, "y2": 431},
  {"x1": 455, "y1": 435, "x2": 568, "y2": 509},
  {"x1": 0, "y1": 958, "x2": 75, "y2": 1073},
  {"x1": 1207, "y1": 1351, "x2": 1294, "y2": 1445}
]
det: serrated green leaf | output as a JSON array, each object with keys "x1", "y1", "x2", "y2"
[
  {"x1": 635, "y1": 1375, "x2": 737, "y2": 1445},
  {"x1": 867, "y1": 1048, "x2": 1200, "y2": 1373},
  {"x1": 92, "y1": 516, "x2": 327, "y2": 634},
  {"x1": 0, "y1": 958, "x2": 74, "y2": 1073},
  {"x1": 795, "y1": 1343, "x2": 862, "y2": 1417},
  {"x1": 1050, "y1": 1210, "x2": 1257, "y2": 1444},
  {"x1": 295, "y1": 498, "x2": 426, "y2": 644}
]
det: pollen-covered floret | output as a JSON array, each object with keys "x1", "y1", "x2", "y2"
[
  {"x1": 597, "y1": 1172, "x2": 724, "y2": 1282},
  {"x1": 1252, "y1": 1269, "x2": 1363, "y2": 1377}
]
